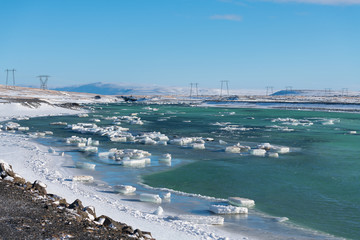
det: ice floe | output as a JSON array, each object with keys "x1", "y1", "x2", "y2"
[
  {"x1": 113, "y1": 185, "x2": 136, "y2": 194},
  {"x1": 209, "y1": 205, "x2": 248, "y2": 215},
  {"x1": 139, "y1": 193, "x2": 162, "y2": 204},
  {"x1": 75, "y1": 162, "x2": 96, "y2": 170},
  {"x1": 228, "y1": 197, "x2": 255, "y2": 207},
  {"x1": 72, "y1": 175, "x2": 94, "y2": 182}
]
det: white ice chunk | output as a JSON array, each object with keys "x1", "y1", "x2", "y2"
[
  {"x1": 98, "y1": 152, "x2": 111, "y2": 158},
  {"x1": 322, "y1": 119, "x2": 335, "y2": 125},
  {"x1": 225, "y1": 146, "x2": 241, "y2": 153},
  {"x1": 50, "y1": 122, "x2": 67, "y2": 125},
  {"x1": 75, "y1": 162, "x2": 96, "y2": 170},
  {"x1": 258, "y1": 142, "x2": 272, "y2": 150},
  {"x1": 113, "y1": 185, "x2": 136, "y2": 194},
  {"x1": 273, "y1": 217, "x2": 289, "y2": 222},
  {"x1": 250, "y1": 149, "x2": 266, "y2": 156},
  {"x1": 110, "y1": 137, "x2": 127, "y2": 142},
  {"x1": 77, "y1": 142, "x2": 86, "y2": 147},
  {"x1": 78, "y1": 113, "x2": 89, "y2": 118},
  {"x1": 267, "y1": 152, "x2": 279, "y2": 158},
  {"x1": 162, "y1": 192, "x2": 171, "y2": 202},
  {"x1": 121, "y1": 158, "x2": 147, "y2": 167},
  {"x1": 79, "y1": 146, "x2": 98, "y2": 153},
  {"x1": 139, "y1": 137, "x2": 157, "y2": 145},
  {"x1": 159, "y1": 153, "x2": 172, "y2": 162},
  {"x1": 191, "y1": 143, "x2": 205, "y2": 150},
  {"x1": 17, "y1": 127, "x2": 29, "y2": 131},
  {"x1": 153, "y1": 206, "x2": 164, "y2": 215},
  {"x1": 72, "y1": 175, "x2": 94, "y2": 182},
  {"x1": 174, "y1": 215, "x2": 224, "y2": 225},
  {"x1": 273, "y1": 147, "x2": 290, "y2": 154},
  {"x1": 209, "y1": 205, "x2": 248, "y2": 215},
  {"x1": 139, "y1": 193, "x2": 162, "y2": 204},
  {"x1": 228, "y1": 197, "x2": 255, "y2": 207},
  {"x1": 157, "y1": 141, "x2": 168, "y2": 146},
  {"x1": 48, "y1": 147, "x2": 56, "y2": 154}
]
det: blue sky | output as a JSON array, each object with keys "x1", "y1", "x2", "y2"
[{"x1": 0, "y1": 0, "x2": 359, "y2": 90}]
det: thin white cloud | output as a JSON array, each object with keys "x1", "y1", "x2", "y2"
[
  {"x1": 219, "y1": 0, "x2": 360, "y2": 5},
  {"x1": 210, "y1": 14, "x2": 243, "y2": 21},
  {"x1": 268, "y1": 0, "x2": 360, "y2": 5},
  {"x1": 218, "y1": 0, "x2": 247, "y2": 6}
]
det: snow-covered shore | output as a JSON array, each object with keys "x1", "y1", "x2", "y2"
[
  {"x1": 0, "y1": 88, "x2": 248, "y2": 240},
  {"x1": 0, "y1": 132, "x2": 240, "y2": 240}
]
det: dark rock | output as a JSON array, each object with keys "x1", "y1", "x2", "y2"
[
  {"x1": 95, "y1": 215, "x2": 113, "y2": 227},
  {"x1": 0, "y1": 170, "x2": 7, "y2": 179},
  {"x1": 25, "y1": 181, "x2": 33, "y2": 190},
  {"x1": 32, "y1": 180, "x2": 47, "y2": 195},
  {"x1": 84, "y1": 206, "x2": 96, "y2": 220},
  {"x1": 122, "y1": 225, "x2": 134, "y2": 235},
  {"x1": 68, "y1": 199, "x2": 84, "y2": 211},
  {"x1": 134, "y1": 229, "x2": 153, "y2": 239},
  {"x1": 13, "y1": 176, "x2": 26, "y2": 185},
  {"x1": 0, "y1": 161, "x2": 15, "y2": 178},
  {"x1": 59, "y1": 198, "x2": 68, "y2": 207}
]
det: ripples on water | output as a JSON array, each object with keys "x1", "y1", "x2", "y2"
[{"x1": 18, "y1": 104, "x2": 360, "y2": 239}]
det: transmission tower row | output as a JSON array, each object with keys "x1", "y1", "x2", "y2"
[
  {"x1": 2, "y1": 69, "x2": 51, "y2": 90},
  {"x1": 5, "y1": 69, "x2": 16, "y2": 89},
  {"x1": 189, "y1": 83, "x2": 199, "y2": 98},
  {"x1": 38, "y1": 75, "x2": 50, "y2": 90},
  {"x1": 220, "y1": 80, "x2": 229, "y2": 97},
  {"x1": 266, "y1": 86, "x2": 274, "y2": 96}
]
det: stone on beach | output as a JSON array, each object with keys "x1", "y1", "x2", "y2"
[
  {"x1": 0, "y1": 159, "x2": 15, "y2": 178},
  {"x1": 32, "y1": 180, "x2": 47, "y2": 195}
]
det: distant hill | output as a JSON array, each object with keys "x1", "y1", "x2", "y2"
[
  {"x1": 53, "y1": 82, "x2": 265, "y2": 96},
  {"x1": 53, "y1": 82, "x2": 136, "y2": 95},
  {"x1": 271, "y1": 89, "x2": 346, "y2": 97}
]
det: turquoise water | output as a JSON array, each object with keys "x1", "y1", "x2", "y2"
[{"x1": 18, "y1": 104, "x2": 360, "y2": 239}]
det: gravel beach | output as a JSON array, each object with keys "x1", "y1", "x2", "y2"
[{"x1": 0, "y1": 165, "x2": 153, "y2": 240}]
